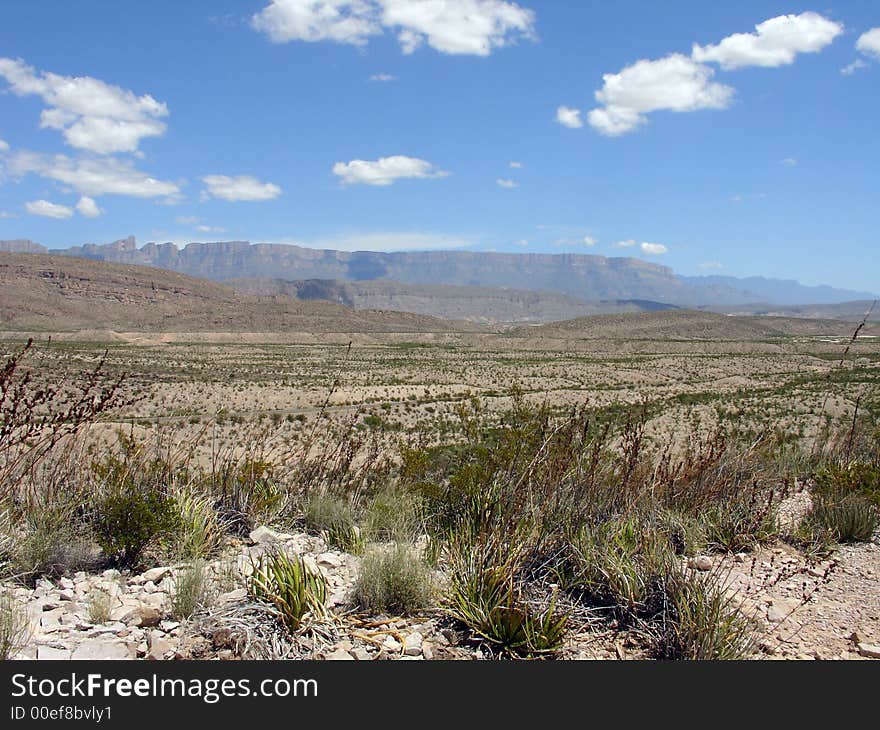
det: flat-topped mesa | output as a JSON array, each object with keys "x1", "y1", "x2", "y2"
[{"x1": 0, "y1": 239, "x2": 48, "y2": 254}]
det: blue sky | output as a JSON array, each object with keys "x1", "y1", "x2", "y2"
[{"x1": 0, "y1": 1, "x2": 878, "y2": 291}]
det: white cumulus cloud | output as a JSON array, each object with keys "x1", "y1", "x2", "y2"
[
  {"x1": 692, "y1": 12, "x2": 844, "y2": 70},
  {"x1": 856, "y1": 28, "x2": 880, "y2": 59},
  {"x1": 76, "y1": 196, "x2": 103, "y2": 218},
  {"x1": 583, "y1": 236, "x2": 597, "y2": 246},
  {"x1": 8, "y1": 151, "x2": 181, "y2": 198},
  {"x1": 640, "y1": 242, "x2": 667, "y2": 255},
  {"x1": 555, "y1": 105, "x2": 583, "y2": 129},
  {"x1": 0, "y1": 57, "x2": 168, "y2": 154},
  {"x1": 509, "y1": 161, "x2": 522, "y2": 168},
  {"x1": 332, "y1": 155, "x2": 448, "y2": 186},
  {"x1": 613, "y1": 239, "x2": 636, "y2": 248},
  {"x1": 588, "y1": 54, "x2": 733, "y2": 136},
  {"x1": 25, "y1": 199, "x2": 73, "y2": 219},
  {"x1": 496, "y1": 178, "x2": 517, "y2": 188},
  {"x1": 369, "y1": 73, "x2": 397, "y2": 82},
  {"x1": 201, "y1": 174, "x2": 282, "y2": 202},
  {"x1": 251, "y1": 0, "x2": 535, "y2": 56},
  {"x1": 0, "y1": 139, "x2": 8, "y2": 153}
]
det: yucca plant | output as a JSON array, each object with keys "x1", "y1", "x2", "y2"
[
  {"x1": 248, "y1": 550, "x2": 327, "y2": 632},
  {"x1": 804, "y1": 493, "x2": 879, "y2": 543},
  {"x1": 648, "y1": 571, "x2": 755, "y2": 660},
  {"x1": 170, "y1": 490, "x2": 228, "y2": 560},
  {"x1": 446, "y1": 538, "x2": 567, "y2": 657}
]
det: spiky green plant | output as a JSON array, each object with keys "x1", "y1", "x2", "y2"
[
  {"x1": 446, "y1": 538, "x2": 567, "y2": 657},
  {"x1": 170, "y1": 490, "x2": 228, "y2": 560},
  {"x1": 248, "y1": 550, "x2": 327, "y2": 632}
]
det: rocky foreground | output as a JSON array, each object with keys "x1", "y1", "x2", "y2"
[{"x1": 6, "y1": 524, "x2": 880, "y2": 662}]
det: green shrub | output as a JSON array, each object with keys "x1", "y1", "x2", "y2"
[
  {"x1": 0, "y1": 590, "x2": 29, "y2": 660},
  {"x1": 816, "y1": 462, "x2": 880, "y2": 507},
  {"x1": 91, "y1": 489, "x2": 179, "y2": 568},
  {"x1": 700, "y1": 497, "x2": 777, "y2": 553},
  {"x1": 354, "y1": 544, "x2": 433, "y2": 614},
  {"x1": 569, "y1": 517, "x2": 677, "y2": 623},
  {"x1": 248, "y1": 550, "x2": 327, "y2": 632}
]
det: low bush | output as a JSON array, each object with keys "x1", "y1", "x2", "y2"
[
  {"x1": 87, "y1": 590, "x2": 113, "y2": 624},
  {"x1": 354, "y1": 544, "x2": 433, "y2": 614},
  {"x1": 303, "y1": 494, "x2": 361, "y2": 553},
  {"x1": 91, "y1": 488, "x2": 179, "y2": 568}
]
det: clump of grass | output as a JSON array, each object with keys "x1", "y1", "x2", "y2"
[
  {"x1": 170, "y1": 490, "x2": 228, "y2": 560},
  {"x1": 12, "y1": 503, "x2": 98, "y2": 584},
  {"x1": 171, "y1": 560, "x2": 210, "y2": 619},
  {"x1": 700, "y1": 497, "x2": 778, "y2": 553},
  {"x1": 303, "y1": 494, "x2": 361, "y2": 553},
  {"x1": 354, "y1": 544, "x2": 433, "y2": 614},
  {"x1": 0, "y1": 590, "x2": 30, "y2": 660},
  {"x1": 248, "y1": 550, "x2": 327, "y2": 632},
  {"x1": 803, "y1": 493, "x2": 879, "y2": 543},
  {"x1": 87, "y1": 590, "x2": 113, "y2": 624},
  {"x1": 362, "y1": 486, "x2": 423, "y2": 542}
]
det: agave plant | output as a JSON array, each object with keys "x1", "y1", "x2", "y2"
[{"x1": 248, "y1": 550, "x2": 327, "y2": 632}]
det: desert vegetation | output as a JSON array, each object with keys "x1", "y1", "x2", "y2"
[{"x1": 0, "y1": 326, "x2": 878, "y2": 661}]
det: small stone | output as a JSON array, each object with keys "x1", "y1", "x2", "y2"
[
  {"x1": 160, "y1": 620, "x2": 180, "y2": 632},
  {"x1": 36, "y1": 646, "x2": 72, "y2": 660},
  {"x1": 316, "y1": 552, "x2": 342, "y2": 568},
  {"x1": 767, "y1": 598, "x2": 801, "y2": 624},
  {"x1": 422, "y1": 641, "x2": 434, "y2": 661},
  {"x1": 147, "y1": 631, "x2": 173, "y2": 660},
  {"x1": 688, "y1": 555, "x2": 713, "y2": 571},
  {"x1": 249, "y1": 526, "x2": 284, "y2": 544},
  {"x1": 857, "y1": 643, "x2": 880, "y2": 659},
  {"x1": 140, "y1": 566, "x2": 173, "y2": 583},
  {"x1": 404, "y1": 632, "x2": 423, "y2": 656},
  {"x1": 57, "y1": 589, "x2": 75, "y2": 601},
  {"x1": 382, "y1": 635, "x2": 402, "y2": 653},
  {"x1": 351, "y1": 647, "x2": 372, "y2": 661},
  {"x1": 72, "y1": 639, "x2": 134, "y2": 660},
  {"x1": 217, "y1": 588, "x2": 247, "y2": 604},
  {"x1": 325, "y1": 647, "x2": 355, "y2": 660},
  {"x1": 102, "y1": 569, "x2": 121, "y2": 580},
  {"x1": 124, "y1": 606, "x2": 162, "y2": 628}
]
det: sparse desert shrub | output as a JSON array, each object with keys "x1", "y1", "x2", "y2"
[
  {"x1": 171, "y1": 560, "x2": 210, "y2": 619},
  {"x1": 803, "y1": 493, "x2": 879, "y2": 543},
  {"x1": 248, "y1": 550, "x2": 327, "y2": 632},
  {"x1": 362, "y1": 486, "x2": 423, "y2": 542},
  {"x1": 354, "y1": 544, "x2": 433, "y2": 614},
  {"x1": 0, "y1": 590, "x2": 29, "y2": 660},
  {"x1": 91, "y1": 488, "x2": 179, "y2": 568},
  {"x1": 211, "y1": 459, "x2": 286, "y2": 535},
  {"x1": 303, "y1": 494, "x2": 361, "y2": 552},
  {"x1": 12, "y1": 503, "x2": 98, "y2": 583},
  {"x1": 446, "y1": 537, "x2": 567, "y2": 657},
  {"x1": 87, "y1": 590, "x2": 113, "y2": 624}
]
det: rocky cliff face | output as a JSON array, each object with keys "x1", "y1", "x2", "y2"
[
  {"x1": 0, "y1": 239, "x2": 48, "y2": 254},
  {"x1": 53, "y1": 238, "x2": 722, "y2": 304}
]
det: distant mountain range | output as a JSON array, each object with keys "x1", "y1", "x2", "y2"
[{"x1": 1, "y1": 238, "x2": 875, "y2": 318}]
